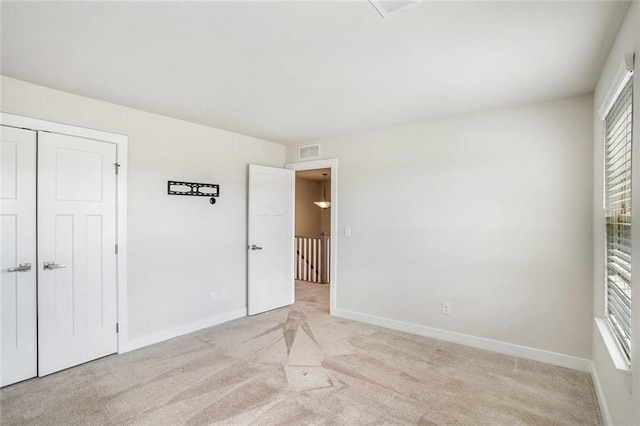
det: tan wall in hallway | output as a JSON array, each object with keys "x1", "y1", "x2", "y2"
[
  {"x1": 296, "y1": 175, "x2": 332, "y2": 236},
  {"x1": 295, "y1": 177, "x2": 322, "y2": 236},
  {"x1": 320, "y1": 177, "x2": 331, "y2": 236}
]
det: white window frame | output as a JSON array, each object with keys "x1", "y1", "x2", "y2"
[{"x1": 598, "y1": 53, "x2": 634, "y2": 372}]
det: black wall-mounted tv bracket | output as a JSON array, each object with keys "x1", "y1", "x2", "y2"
[{"x1": 167, "y1": 181, "x2": 220, "y2": 205}]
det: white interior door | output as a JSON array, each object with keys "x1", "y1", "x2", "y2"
[
  {"x1": 0, "y1": 126, "x2": 37, "y2": 386},
  {"x1": 37, "y1": 131, "x2": 118, "y2": 376},
  {"x1": 248, "y1": 164, "x2": 295, "y2": 315}
]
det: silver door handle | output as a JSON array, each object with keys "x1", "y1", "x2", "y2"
[
  {"x1": 8, "y1": 263, "x2": 31, "y2": 273},
  {"x1": 250, "y1": 245, "x2": 263, "y2": 250},
  {"x1": 44, "y1": 262, "x2": 66, "y2": 270}
]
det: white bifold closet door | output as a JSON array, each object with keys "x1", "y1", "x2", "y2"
[
  {"x1": 37, "y1": 131, "x2": 118, "y2": 376},
  {"x1": 1, "y1": 126, "x2": 37, "y2": 387}
]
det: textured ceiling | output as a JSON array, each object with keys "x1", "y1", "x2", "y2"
[{"x1": 0, "y1": 1, "x2": 630, "y2": 144}]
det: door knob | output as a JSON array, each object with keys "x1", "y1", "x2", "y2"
[
  {"x1": 249, "y1": 245, "x2": 263, "y2": 250},
  {"x1": 44, "y1": 262, "x2": 66, "y2": 270},
  {"x1": 8, "y1": 263, "x2": 31, "y2": 273}
]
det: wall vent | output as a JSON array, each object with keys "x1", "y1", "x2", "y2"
[{"x1": 298, "y1": 144, "x2": 321, "y2": 160}]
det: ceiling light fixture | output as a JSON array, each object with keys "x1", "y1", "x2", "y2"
[
  {"x1": 314, "y1": 173, "x2": 331, "y2": 209},
  {"x1": 369, "y1": 0, "x2": 420, "y2": 18}
]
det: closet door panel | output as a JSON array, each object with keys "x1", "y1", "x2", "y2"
[
  {"x1": 0, "y1": 126, "x2": 37, "y2": 387},
  {"x1": 37, "y1": 131, "x2": 117, "y2": 376}
]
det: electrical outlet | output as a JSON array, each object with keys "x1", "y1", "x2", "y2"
[
  {"x1": 222, "y1": 289, "x2": 228, "y2": 298},
  {"x1": 210, "y1": 292, "x2": 218, "y2": 300},
  {"x1": 442, "y1": 302, "x2": 451, "y2": 314}
]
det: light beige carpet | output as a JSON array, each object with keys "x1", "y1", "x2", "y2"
[{"x1": 1, "y1": 281, "x2": 602, "y2": 425}]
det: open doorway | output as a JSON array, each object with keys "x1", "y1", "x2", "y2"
[
  {"x1": 294, "y1": 169, "x2": 331, "y2": 305},
  {"x1": 286, "y1": 159, "x2": 338, "y2": 315}
]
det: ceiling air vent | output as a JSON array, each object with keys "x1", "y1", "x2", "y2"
[
  {"x1": 369, "y1": 0, "x2": 420, "y2": 18},
  {"x1": 298, "y1": 144, "x2": 321, "y2": 160}
]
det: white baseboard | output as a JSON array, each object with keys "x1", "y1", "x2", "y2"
[
  {"x1": 590, "y1": 362, "x2": 613, "y2": 426},
  {"x1": 119, "y1": 308, "x2": 247, "y2": 353},
  {"x1": 333, "y1": 308, "x2": 591, "y2": 372}
]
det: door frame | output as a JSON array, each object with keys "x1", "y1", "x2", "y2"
[
  {"x1": 285, "y1": 158, "x2": 338, "y2": 315},
  {"x1": 0, "y1": 112, "x2": 129, "y2": 354}
]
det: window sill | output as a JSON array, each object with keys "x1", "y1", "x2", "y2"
[{"x1": 595, "y1": 318, "x2": 631, "y2": 374}]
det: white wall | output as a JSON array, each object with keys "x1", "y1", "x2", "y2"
[
  {"x1": 1, "y1": 76, "x2": 285, "y2": 343},
  {"x1": 591, "y1": 2, "x2": 639, "y2": 424},
  {"x1": 287, "y1": 95, "x2": 594, "y2": 362}
]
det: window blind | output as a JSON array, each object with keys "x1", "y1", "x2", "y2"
[{"x1": 605, "y1": 78, "x2": 633, "y2": 362}]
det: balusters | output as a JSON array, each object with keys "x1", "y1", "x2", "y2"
[{"x1": 295, "y1": 235, "x2": 330, "y2": 283}]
